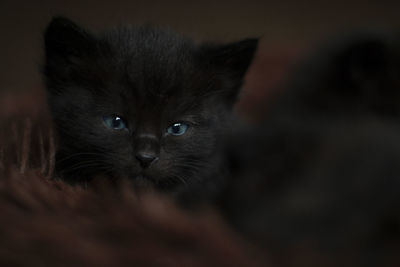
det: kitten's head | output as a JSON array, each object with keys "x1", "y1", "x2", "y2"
[{"x1": 43, "y1": 17, "x2": 258, "y2": 191}]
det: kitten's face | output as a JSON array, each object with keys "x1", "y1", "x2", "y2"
[{"x1": 43, "y1": 17, "x2": 257, "y2": 190}]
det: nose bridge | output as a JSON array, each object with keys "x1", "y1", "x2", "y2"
[
  {"x1": 134, "y1": 118, "x2": 161, "y2": 154},
  {"x1": 135, "y1": 133, "x2": 160, "y2": 154},
  {"x1": 134, "y1": 130, "x2": 160, "y2": 169}
]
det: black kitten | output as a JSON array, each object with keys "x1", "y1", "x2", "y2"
[
  {"x1": 43, "y1": 17, "x2": 257, "y2": 195},
  {"x1": 220, "y1": 34, "x2": 400, "y2": 266}
]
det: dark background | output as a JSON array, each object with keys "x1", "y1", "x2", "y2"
[{"x1": 1, "y1": 0, "x2": 400, "y2": 96}]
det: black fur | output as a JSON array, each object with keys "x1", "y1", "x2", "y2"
[
  {"x1": 220, "y1": 34, "x2": 400, "y2": 266},
  {"x1": 43, "y1": 17, "x2": 258, "y2": 196},
  {"x1": 271, "y1": 33, "x2": 400, "y2": 118}
]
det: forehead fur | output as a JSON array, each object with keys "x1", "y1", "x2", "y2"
[
  {"x1": 44, "y1": 17, "x2": 258, "y2": 117},
  {"x1": 98, "y1": 27, "x2": 201, "y2": 97}
]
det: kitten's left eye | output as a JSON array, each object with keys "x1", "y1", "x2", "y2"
[
  {"x1": 103, "y1": 115, "x2": 127, "y2": 130},
  {"x1": 167, "y1": 122, "x2": 189, "y2": 136}
]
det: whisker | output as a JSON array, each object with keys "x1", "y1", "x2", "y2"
[
  {"x1": 56, "y1": 152, "x2": 108, "y2": 164},
  {"x1": 62, "y1": 160, "x2": 110, "y2": 173}
]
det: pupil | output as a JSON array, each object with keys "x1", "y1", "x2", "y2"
[
  {"x1": 113, "y1": 117, "x2": 121, "y2": 128},
  {"x1": 172, "y1": 124, "x2": 180, "y2": 133}
]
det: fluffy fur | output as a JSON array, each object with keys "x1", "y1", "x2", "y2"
[
  {"x1": 43, "y1": 17, "x2": 258, "y2": 196},
  {"x1": 0, "y1": 101, "x2": 258, "y2": 266},
  {"x1": 1, "y1": 28, "x2": 400, "y2": 267},
  {"x1": 0, "y1": 168, "x2": 260, "y2": 267}
]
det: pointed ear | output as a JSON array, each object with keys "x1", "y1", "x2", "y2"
[
  {"x1": 207, "y1": 38, "x2": 259, "y2": 76},
  {"x1": 200, "y1": 38, "x2": 259, "y2": 105},
  {"x1": 44, "y1": 16, "x2": 96, "y2": 65}
]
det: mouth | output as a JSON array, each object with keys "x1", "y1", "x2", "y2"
[
  {"x1": 134, "y1": 169, "x2": 161, "y2": 182},
  {"x1": 132, "y1": 170, "x2": 184, "y2": 189},
  {"x1": 130, "y1": 174, "x2": 156, "y2": 190},
  {"x1": 135, "y1": 174, "x2": 149, "y2": 181}
]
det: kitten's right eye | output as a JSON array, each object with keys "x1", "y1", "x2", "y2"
[
  {"x1": 167, "y1": 122, "x2": 189, "y2": 136},
  {"x1": 103, "y1": 115, "x2": 127, "y2": 130}
]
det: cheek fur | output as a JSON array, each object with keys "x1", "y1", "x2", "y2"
[
  {"x1": 155, "y1": 127, "x2": 218, "y2": 177},
  {"x1": 163, "y1": 126, "x2": 217, "y2": 157}
]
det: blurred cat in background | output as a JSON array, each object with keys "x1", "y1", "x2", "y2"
[{"x1": 220, "y1": 33, "x2": 400, "y2": 266}]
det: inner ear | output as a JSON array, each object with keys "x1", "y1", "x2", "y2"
[
  {"x1": 199, "y1": 38, "x2": 259, "y2": 106},
  {"x1": 203, "y1": 38, "x2": 259, "y2": 77}
]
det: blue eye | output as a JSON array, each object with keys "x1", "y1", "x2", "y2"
[
  {"x1": 103, "y1": 115, "x2": 127, "y2": 130},
  {"x1": 167, "y1": 122, "x2": 189, "y2": 136}
]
